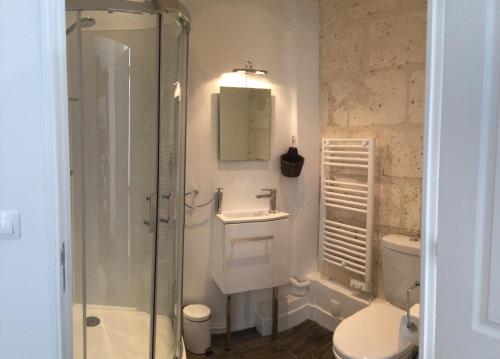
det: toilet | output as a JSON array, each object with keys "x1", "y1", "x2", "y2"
[{"x1": 333, "y1": 234, "x2": 420, "y2": 359}]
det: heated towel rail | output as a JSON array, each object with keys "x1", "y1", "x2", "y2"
[{"x1": 320, "y1": 138, "x2": 375, "y2": 293}]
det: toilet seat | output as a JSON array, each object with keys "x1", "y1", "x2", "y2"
[
  {"x1": 333, "y1": 346, "x2": 413, "y2": 359},
  {"x1": 333, "y1": 299, "x2": 414, "y2": 359}
]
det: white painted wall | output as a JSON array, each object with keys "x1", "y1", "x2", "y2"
[
  {"x1": 182, "y1": 0, "x2": 320, "y2": 330},
  {"x1": 0, "y1": 0, "x2": 68, "y2": 358}
]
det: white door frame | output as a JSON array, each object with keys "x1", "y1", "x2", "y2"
[
  {"x1": 419, "y1": 0, "x2": 444, "y2": 357},
  {"x1": 43, "y1": 0, "x2": 447, "y2": 358},
  {"x1": 40, "y1": 0, "x2": 73, "y2": 358}
]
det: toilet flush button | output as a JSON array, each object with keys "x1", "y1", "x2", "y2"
[{"x1": 0, "y1": 211, "x2": 20, "y2": 239}]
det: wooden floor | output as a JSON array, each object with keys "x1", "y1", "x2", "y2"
[{"x1": 186, "y1": 320, "x2": 334, "y2": 359}]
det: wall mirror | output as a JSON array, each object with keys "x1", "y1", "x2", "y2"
[{"x1": 219, "y1": 87, "x2": 272, "y2": 161}]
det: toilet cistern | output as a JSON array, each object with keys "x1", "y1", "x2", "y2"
[{"x1": 256, "y1": 189, "x2": 277, "y2": 213}]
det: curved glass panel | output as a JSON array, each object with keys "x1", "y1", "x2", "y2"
[{"x1": 154, "y1": 12, "x2": 188, "y2": 358}]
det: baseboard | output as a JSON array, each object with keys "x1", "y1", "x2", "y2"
[
  {"x1": 208, "y1": 273, "x2": 369, "y2": 337},
  {"x1": 255, "y1": 300, "x2": 312, "y2": 336},
  {"x1": 256, "y1": 301, "x2": 343, "y2": 335},
  {"x1": 310, "y1": 304, "x2": 341, "y2": 331}
]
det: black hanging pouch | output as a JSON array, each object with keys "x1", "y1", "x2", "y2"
[{"x1": 280, "y1": 137, "x2": 305, "y2": 177}]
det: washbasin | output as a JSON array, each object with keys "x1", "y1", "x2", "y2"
[{"x1": 216, "y1": 209, "x2": 290, "y2": 224}]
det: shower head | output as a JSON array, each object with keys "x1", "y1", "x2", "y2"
[{"x1": 66, "y1": 17, "x2": 96, "y2": 35}]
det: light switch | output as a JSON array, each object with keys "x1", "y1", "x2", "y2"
[{"x1": 0, "y1": 211, "x2": 20, "y2": 239}]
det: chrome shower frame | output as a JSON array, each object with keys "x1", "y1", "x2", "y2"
[
  {"x1": 66, "y1": 1, "x2": 190, "y2": 358},
  {"x1": 66, "y1": 0, "x2": 190, "y2": 25},
  {"x1": 66, "y1": 16, "x2": 95, "y2": 35}
]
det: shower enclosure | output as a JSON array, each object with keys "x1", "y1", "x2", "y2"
[{"x1": 66, "y1": 1, "x2": 189, "y2": 358}]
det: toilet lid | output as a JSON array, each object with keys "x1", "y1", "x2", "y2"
[{"x1": 333, "y1": 300, "x2": 413, "y2": 359}]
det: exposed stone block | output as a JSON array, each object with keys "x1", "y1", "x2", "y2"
[
  {"x1": 378, "y1": 0, "x2": 427, "y2": 13},
  {"x1": 330, "y1": 1, "x2": 378, "y2": 28},
  {"x1": 327, "y1": 79, "x2": 356, "y2": 126},
  {"x1": 377, "y1": 182, "x2": 401, "y2": 227},
  {"x1": 377, "y1": 0, "x2": 403, "y2": 12},
  {"x1": 320, "y1": 26, "x2": 364, "y2": 76},
  {"x1": 327, "y1": 70, "x2": 407, "y2": 126},
  {"x1": 320, "y1": 83, "x2": 331, "y2": 128},
  {"x1": 379, "y1": 127, "x2": 423, "y2": 178},
  {"x1": 401, "y1": 181, "x2": 422, "y2": 234},
  {"x1": 408, "y1": 69, "x2": 426, "y2": 123},
  {"x1": 369, "y1": 10, "x2": 426, "y2": 68}
]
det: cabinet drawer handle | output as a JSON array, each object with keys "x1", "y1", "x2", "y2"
[{"x1": 231, "y1": 235, "x2": 273, "y2": 244}]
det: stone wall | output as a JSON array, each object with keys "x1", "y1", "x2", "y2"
[{"x1": 319, "y1": 0, "x2": 427, "y2": 297}]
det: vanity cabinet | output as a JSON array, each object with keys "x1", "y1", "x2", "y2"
[{"x1": 212, "y1": 212, "x2": 290, "y2": 295}]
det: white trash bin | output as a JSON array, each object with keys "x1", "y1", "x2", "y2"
[{"x1": 182, "y1": 304, "x2": 212, "y2": 354}]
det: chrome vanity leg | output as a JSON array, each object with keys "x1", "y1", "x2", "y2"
[
  {"x1": 225, "y1": 295, "x2": 231, "y2": 350},
  {"x1": 272, "y1": 287, "x2": 278, "y2": 340}
]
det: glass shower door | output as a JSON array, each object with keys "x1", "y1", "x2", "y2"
[{"x1": 68, "y1": 9, "x2": 161, "y2": 359}]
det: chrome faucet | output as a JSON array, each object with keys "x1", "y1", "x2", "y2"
[
  {"x1": 406, "y1": 281, "x2": 420, "y2": 331},
  {"x1": 256, "y1": 188, "x2": 277, "y2": 213}
]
